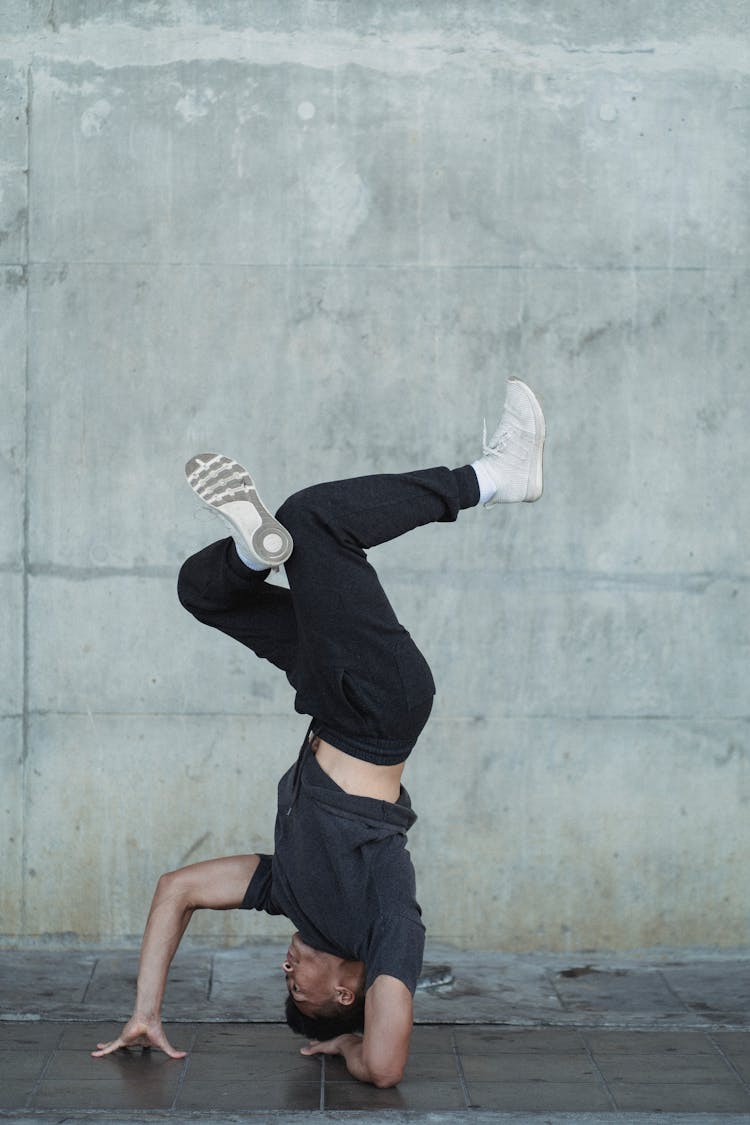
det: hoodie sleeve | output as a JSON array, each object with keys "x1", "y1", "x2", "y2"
[
  {"x1": 239, "y1": 854, "x2": 284, "y2": 916},
  {"x1": 364, "y1": 912, "x2": 426, "y2": 994}
]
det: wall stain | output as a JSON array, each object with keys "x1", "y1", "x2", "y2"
[
  {"x1": 714, "y1": 742, "x2": 745, "y2": 768},
  {"x1": 178, "y1": 832, "x2": 211, "y2": 866},
  {"x1": 3, "y1": 266, "x2": 27, "y2": 289}
]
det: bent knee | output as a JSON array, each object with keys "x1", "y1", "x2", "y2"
[
  {"x1": 176, "y1": 555, "x2": 203, "y2": 612},
  {"x1": 276, "y1": 485, "x2": 331, "y2": 536}
]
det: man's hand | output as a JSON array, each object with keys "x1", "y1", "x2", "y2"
[
  {"x1": 302, "y1": 976, "x2": 413, "y2": 1087},
  {"x1": 90, "y1": 855, "x2": 259, "y2": 1065},
  {"x1": 91, "y1": 1016, "x2": 187, "y2": 1059},
  {"x1": 300, "y1": 1033, "x2": 361, "y2": 1060}
]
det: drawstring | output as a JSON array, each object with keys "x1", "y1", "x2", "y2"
[{"x1": 287, "y1": 722, "x2": 315, "y2": 814}]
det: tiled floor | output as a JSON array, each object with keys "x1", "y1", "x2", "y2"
[
  {"x1": 2, "y1": 1021, "x2": 750, "y2": 1114},
  {"x1": 2, "y1": 947, "x2": 750, "y2": 1118}
]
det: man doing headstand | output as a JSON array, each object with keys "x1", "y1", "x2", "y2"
[{"x1": 92, "y1": 378, "x2": 545, "y2": 1086}]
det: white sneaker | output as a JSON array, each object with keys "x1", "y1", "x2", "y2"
[
  {"x1": 185, "y1": 453, "x2": 293, "y2": 567},
  {"x1": 481, "y1": 378, "x2": 546, "y2": 505}
]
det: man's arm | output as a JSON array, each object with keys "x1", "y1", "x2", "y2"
[
  {"x1": 91, "y1": 854, "x2": 259, "y2": 1058},
  {"x1": 301, "y1": 974, "x2": 412, "y2": 1087}
]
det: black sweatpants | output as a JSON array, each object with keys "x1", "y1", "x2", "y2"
[{"x1": 177, "y1": 465, "x2": 479, "y2": 764}]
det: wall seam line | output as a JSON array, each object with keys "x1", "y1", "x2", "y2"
[{"x1": 19, "y1": 59, "x2": 33, "y2": 940}]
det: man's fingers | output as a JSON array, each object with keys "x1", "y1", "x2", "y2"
[
  {"x1": 300, "y1": 1039, "x2": 330, "y2": 1057},
  {"x1": 91, "y1": 1039, "x2": 125, "y2": 1057},
  {"x1": 91, "y1": 1035, "x2": 186, "y2": 1060},
  {"x1": 156, "y1": 1037, "x2": 188, "y2": 1059},
  {"x1": 145, "y1": 1029, "x2": 188, "y2": 1059}
]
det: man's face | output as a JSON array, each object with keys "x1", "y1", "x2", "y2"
[{"x1": 282, "y1": 932, "x2": 338, "y2": 1015}]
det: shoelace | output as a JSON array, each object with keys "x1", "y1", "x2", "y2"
[{"x1": 482, "y1": 417, "x2": 511, "y2": 456}]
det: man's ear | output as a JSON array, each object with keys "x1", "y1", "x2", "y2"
[{"x1": 334, "y1": 985, "x2": 356, "y2": 1008}]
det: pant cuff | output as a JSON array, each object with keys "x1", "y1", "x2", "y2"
[{"x1": 454, "y1": 464, "x2": 480, "y2": 510}]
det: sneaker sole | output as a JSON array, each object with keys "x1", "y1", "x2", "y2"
[
  {"x1": 508, "y1": 378, "x2": 545, "y2": 501},
  {"x1": 185, "y1": 453, "x2": 293, "y2": 567}
]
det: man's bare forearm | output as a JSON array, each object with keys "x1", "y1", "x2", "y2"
[
  {"x1": 92, "y1": 856, "x2": 258, "y2": 1059},
  {"x1": 132, "y1": 873, "x2": 193, "y2": 1019},
  {"x1": 329, "y1": 1035, "x2": 401, "y2": 1088},
  {"x1": 300, "y1": 977, "x2": 412, "y2": 1087}
]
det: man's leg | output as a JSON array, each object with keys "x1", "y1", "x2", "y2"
[
  {"x1": 273, "y1": 465, "x2": 477, "y2": 756},
  {"x1": 181, "y1": 378, "x2": 545, "y2": 757},
  {"x1": 177, "y1": 538, "x2": 298, "y2": 676},
  {"x1": 180, "y1": 465, "x2": 476, "y2": 756},
  {"x1": 273, "y1": 377, "x2": 545, "y2": 756}
]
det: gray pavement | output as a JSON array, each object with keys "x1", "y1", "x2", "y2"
[{"x1": 2, "y1": 944, "x2": 750, "y2": 1121}]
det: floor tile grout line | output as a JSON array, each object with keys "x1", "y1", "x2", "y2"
[
  {"x1": 170, "y1": 1025, "x2": 198, "y2": 1109},
  {"x1": 578, "y1": 1029, "x2": 620, "y2": 1113},
  {"x1": 6, "y1": 1013, "x2": 750, "y2": 1033},
  {"x1": 24, "y1": 1026, "x2": 63, "y2": 1111},
  {"x1": 79, "y1": 957, "x2": 99, "y2": 1005},
  {"x1": 707, "y1": 1033, "x2": 750, "y2": 1096},
  {"x1": 206, "y1": 953, "x2": 214, "y2": 1002},
  {"x1": 656, "y1": 968, "x2": 694, "y2": 1015},
  {"x1": 450, "y1": 1029, "x2": 473, "y2": 1108},
  {"x1": 544, "y1": 966, "x2": 570, "y2": 1013}
]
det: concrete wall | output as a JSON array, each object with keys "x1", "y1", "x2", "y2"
[{"x1": 2, "y1": 1, "x2": 748, "y2": 950}]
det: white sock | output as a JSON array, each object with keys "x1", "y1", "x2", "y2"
[
  {"x1": 471, "y1": 459, "x2": 497, "y2": 506},
  {"x1": 234, "y1": 539, "x2": 267, "y2": 571}
]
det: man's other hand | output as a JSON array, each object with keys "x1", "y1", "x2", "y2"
[{"x1": 300, "y1": 1032, "x2": 362, "y2": 1059}]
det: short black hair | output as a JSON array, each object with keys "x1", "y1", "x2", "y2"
[{"x1": 285, "y1": 992, "x2": 365, "y2": 1040}]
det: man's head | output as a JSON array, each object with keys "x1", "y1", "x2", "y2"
[{"x1": 282, "y1": 932, "x2": 365, "y2": 1038}]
